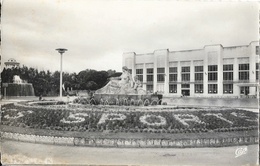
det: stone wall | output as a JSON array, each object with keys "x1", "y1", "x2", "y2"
[{"x1": 1, "y1": 131, "x2": 258, "y2": 148}]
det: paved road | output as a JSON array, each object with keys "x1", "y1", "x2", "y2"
[
  {"x1": 1, "y1": 140, "x2": 258, "y2": 165},
  {"x1": 2, "y1": 96, "x2": 259, "y2": 108}
]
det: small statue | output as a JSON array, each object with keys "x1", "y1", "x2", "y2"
[
  {"x1": 95, "y1": 66, "x2": 147, "y2": 95},
  {"x1": 95, "y1": 66, "x2": 134, "y2": 94},
  {"x1": 133, "y1": 76, "x2": 142, "y2": 90},
  {"x1": 133, "y1": 76, "x2": 146, "y2": 95}
]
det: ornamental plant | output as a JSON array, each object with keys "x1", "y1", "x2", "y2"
[{"x1": 1, "y1": 103, "x2": 258, "y2": 134}]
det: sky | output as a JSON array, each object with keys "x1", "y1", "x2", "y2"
[{"x1": 1, "y1": 0, "x2": 259, "y2": 73}]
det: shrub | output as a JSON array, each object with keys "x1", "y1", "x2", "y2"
[{"x1": 162, "y1": 102, "x2": 167, "y2": 105}]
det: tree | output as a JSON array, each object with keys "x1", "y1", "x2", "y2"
[
  {"x1": 86, "y1": 81, "x2": 98, "y2": 90},
  {"x1": 1, "y1": 64, "x2": 118, "y2": 96}
]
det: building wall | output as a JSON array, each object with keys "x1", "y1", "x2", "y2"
[{"x1": 123, "y1": 41, "x2": 259, "y2": 98}]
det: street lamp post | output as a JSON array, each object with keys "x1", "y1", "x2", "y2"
[{"x1": 56, "y1": 48, "x2": 68, "y2": 99}]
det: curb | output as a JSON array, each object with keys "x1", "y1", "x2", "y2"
[{"x1": 1, "y1": 131, "x2": 258, "y2": 148}]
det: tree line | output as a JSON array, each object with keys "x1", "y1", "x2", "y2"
[{"x1": 1, "y1": 66, "x2": 121, "y2": 96}]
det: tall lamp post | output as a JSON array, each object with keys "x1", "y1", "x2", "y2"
[{"x1": 56, "y1": 48, "x2": 68, "y2": 99}]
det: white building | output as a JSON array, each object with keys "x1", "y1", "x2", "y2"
[
  {"x1": 4, "y1": 58, "x2": 20, "y2": 69},
  {"x1": 123, "y1": 41, "x2": 259, "y2": 98}
]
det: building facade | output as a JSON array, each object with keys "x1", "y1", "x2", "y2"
[
  {"x1": 4, "y1": 58, "x2": 20, "y2": 69},
  {"x1": 123, "y1": 41, "x2": 259, "y2": 98}
]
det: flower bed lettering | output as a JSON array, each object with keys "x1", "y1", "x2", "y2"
[
  {"x1": 98, "y1": 113, "x2": 126, "y2": 124},
  {"x1": 1, "y1": 104, "x2": 258, "y2": 134},
  {"x1": 203, "y1": 113, "x2": 233, "y2": 125},
  {"x1": 139, "y1": 115, "x2": 166, "y2": 126},
  {"x1": 173, "y1": 114, "x2": 204, "y2": 127},
  {"x1": 231, "y1": 112, "x2": 258, "y2": 122},
  {"x1": 60, "y1": 112, "x2": 89, "y2": 124}
]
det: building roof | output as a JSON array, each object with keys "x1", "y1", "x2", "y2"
[
  {"x1": 131, "y1": 41, "x2": 259, "y2": 55},
  {"x1": 4, "y1": 58, "x2": 20, "y2": 65}
]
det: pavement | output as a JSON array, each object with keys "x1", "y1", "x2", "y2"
[
  {"x1": 1, "y1": 96, "x2": 259, "y2": 113},
  {"x1": 1, "y1": 96, "x2": 259, "y2": 108},
  {"x1": 1, "y1": 140, "x2": 258, "y2": 165}
]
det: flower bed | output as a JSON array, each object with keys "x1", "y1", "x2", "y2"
[{"x1": 1, "y1": 103, "x2": 258, "y2": 134}]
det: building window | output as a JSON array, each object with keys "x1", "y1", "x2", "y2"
[
  {"x1": 208, "y1": 84, "x2": 218, "y2": 94},
  {"x1": 208, "y1": 65, "x2": 218, "y2": 71},
  {"x1": 157, "y1": 68, "x2": 165, "y2": 73},
  {"x1": 256, "y1": 63, "x2": 259, "y2": 80},
  {"x1": 136, "y1": 69, "x2": 143, "y2": 74},
  {"x1": 181, "y1": 66, "x2": 190, "y2": 81},
  {"x1": 146, "y1": 85, "x2": 153, "y2": 93},
  {"x1": 157, "y1": 75, "x2": 165, "y2": 82},
  {"x1": 195, "y1": 66, "x2": 203, "y2": 82},
  {"x1": 146, "y1": 68, "x2": 153, "y2": 82},
  {"x1": 169, "y1": 67, "x2": 178, "y2": 82},
  {"x1": 239, "y1": 64, "x2": 249, "y2": 80},
  {"x1": 223, "y1": 64, "x2": 233, "y2": 81},
  {"x1": 147, "y1": 75, "x2": 153, "y2": 82},
  {"x1": 169, "y1": 67, "x2": 177, "y2": 73},
  {"x1": 239, "y1": 72, "x2": 249, "y2": 80},
  {"x1": 136, "y1": 69, "x2": 143, "y2": 81},
  {"x1": 195, "y1": 84, "x2": 203, "y2": 93},
  {"x1": 157, "y1": 68, "x2": 165, "y2": 82},
  {"x1": 147, "y1": 68, "x2": 153, "y2": 74},
  {"x1": 256, "y1": 46, "x2": 259, "y2": 55},
  {"x1": 208, "y1": 65, "x2": 218, "y2": 81},
  {"x1": 239, "y1": 64, "x2": 249, "y2": 70},
  {"x1": 223, "y1": 84, "x2": 233, "y2": 94},
  {"x1": 195, "y1": 73, "x2": 203, "y2": 81},
  {"x1": 223, "y1": 64, "x2": 233, "y2": 71},
  {"x1": 195, "y1": 66, "x2": 203, "y2": 72},
  {"x1": 208, "y1": 73, "x2": 218, "y2": 81},
  {"x1": 182, "y1": 66, "x2": 190, "y2": 72},
  {"x1": 169, "y1": 74, "x2": 177, "y2": 82},
  {"x1": 169, "y1": 84, "x2": 177, "y2": 93},
  {"x1": 182, "y1": 74, "x2": 190, "y2": 81},
  {"x1": 223, "y1": 72, "x2": 233, "y2": 81}
]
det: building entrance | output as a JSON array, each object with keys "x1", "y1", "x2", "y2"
[
  {"x1": 240, "y1": 86, "x2": 249, "y2": 95},
  {"x1": 182, "y1": 90, "x2": 190, "y2": 96}
]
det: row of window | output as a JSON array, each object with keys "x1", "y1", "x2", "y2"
[
  {"x1": 169, "y1": 84, "x2": 246, "y2": 94},
  {"x1": 147, "y1": 84, "x2": 250, "y2": 94},
  {"x1": 135, "y1": 63, "x2": 258, "y2": 83}
]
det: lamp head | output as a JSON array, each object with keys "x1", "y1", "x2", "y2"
[{"x1": 56, "y1": 48, "x2": 68, "y2": 54}]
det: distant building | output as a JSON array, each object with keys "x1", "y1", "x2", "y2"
[
  {"x1": 123, "y1": 41, "x2": 259, "y2": 98},
  {"x1": 4, "y1": 58, "x2": 20, "y2": 69}
]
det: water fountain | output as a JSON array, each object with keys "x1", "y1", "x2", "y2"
[
  {"x1": 3, "y1": 75, "x2": 35, "y2": 97},
  {"x1": 92, "y1": 66, "x2": 162, "y2": 106}
]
